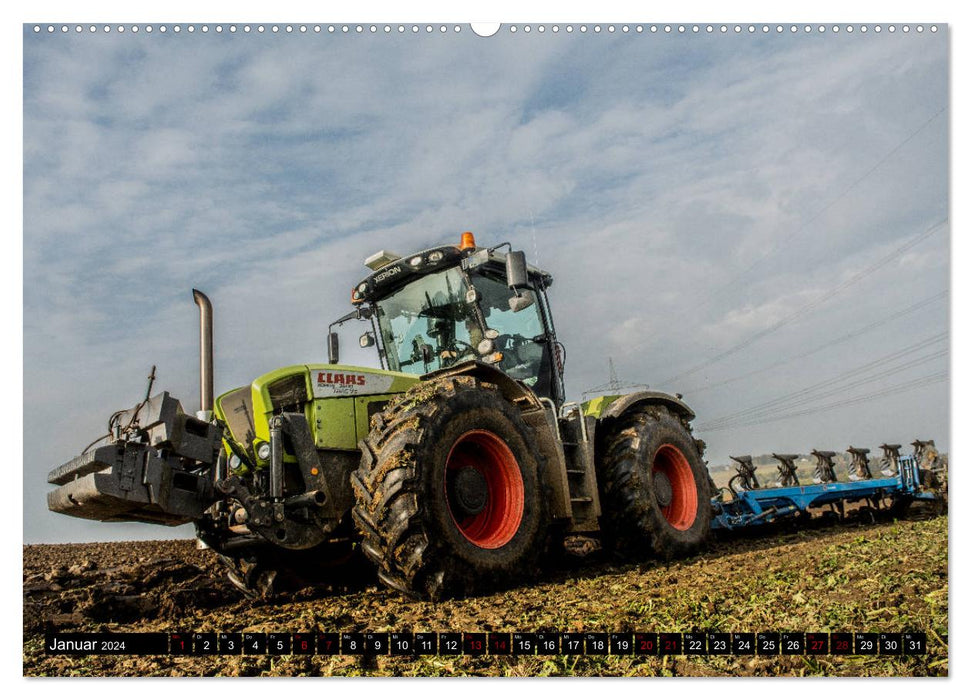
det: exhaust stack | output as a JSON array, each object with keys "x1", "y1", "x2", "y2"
[{"x1": 192, "y1": 289, "x2": 214, "y2": 415}]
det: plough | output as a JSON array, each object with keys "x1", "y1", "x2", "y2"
[
  {"x1": 810, "y1": 449, "x2": 838, "y2": 483},
  {"x1": 847, "y1": 446, "x2": 872, "y2": 481},
  {"x1": 771, "y1": 453, "x2": 800, "y2": 487},
  {"x1": 712, "y1": 441, "x2": 946, "y2": 531}
]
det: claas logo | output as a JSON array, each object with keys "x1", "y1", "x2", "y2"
[{"x1": 317, "y1": 372, "x2": 367, "y2": 386}]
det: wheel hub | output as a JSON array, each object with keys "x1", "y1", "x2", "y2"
[
  {"x1": 654, "y1": 470, "x2": 673, "y2": 508},
  {"x1": 450, "y1": 466, "x2": 489, "y2": 516},
  {"x1": 444, "y1": 429, "x2": 526, "y2": 549}
]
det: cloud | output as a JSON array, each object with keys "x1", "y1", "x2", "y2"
[{"x1": 23, "y1": 28, "x2": 949, "y2": 542}]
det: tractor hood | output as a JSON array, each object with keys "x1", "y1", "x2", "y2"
[
  {"x1": 215, "y1": 365, "x2": 419, "y2": 457},
  {"x1": 252, "y1": 364, "x2": 418, "y2": 408}
]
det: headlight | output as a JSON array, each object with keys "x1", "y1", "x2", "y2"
[
  {"x1": 256, "y1": 442, "x2": 271, "y2": 461},
  {"x1": 228, "y1": 453, "x2": 242, "y2": 470},
  {"x1": 409, "y1": 255, "x2": 423, "y2": 266}
]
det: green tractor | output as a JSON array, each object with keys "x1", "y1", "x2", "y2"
[{"x1": 47, "y1": 233, "x2": 712, "y2": 600}]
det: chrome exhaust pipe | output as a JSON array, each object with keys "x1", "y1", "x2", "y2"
[{"x1": 192, "y1": 289, "x2": 214, "y2": 414}]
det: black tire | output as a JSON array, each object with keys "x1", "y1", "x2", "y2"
[
  {"x1": 887, "y1": 494, "x2": 913, "y2": 520},
  {"x1": 856, "y1": 506, "x2": 877, "y2": 525},
  {"x1": 215, "y1": 520, "x2": 370, "y2": 598},
  {"x1": 815, "y1": 510, "x2": 841, "y2": 528},
  {"x1": 352, "y1": 376, "x2": 550, "y2": 600},
  {"x1": 218, "y1": 552, "x2": 277, "y2": 599},
  {"x1": 597, "y1": 405, "x2": 711, "y2": 559}
]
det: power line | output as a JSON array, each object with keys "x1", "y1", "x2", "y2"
[
  {"x1": 697, "y1": 330, "x2": 946, "y2": 426},
  {"x1": 698, "y1": 371, "x2": 948, "y2": 433},
  {"x1": 658, "y1": 217, "x2": 948, "y2": 387},
  {"x1": 697, "y1": 343, "x2": 947, "y2": 431},
  {"x1": 697, "y1": 334, "x2": 947, "y2": 430},
  {"x1": 680, "y1": 288, "x2": 947, "y2": 396}
]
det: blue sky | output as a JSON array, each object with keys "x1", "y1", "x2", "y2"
[{"x1": 23, "y1": 23, "x2": 949, "y2": 543}]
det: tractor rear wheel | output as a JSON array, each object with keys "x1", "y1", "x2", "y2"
[
  {"x1": 597, "y1": 405, "x2": 711, "y2": 559},
  {"x1": 352, "y1": 376, "x2": 550, "y2": 600}
]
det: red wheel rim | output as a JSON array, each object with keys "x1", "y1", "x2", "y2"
[
  {"x1": 652, "y1": 444, "x2": 698, "y2": 530},
  {"x1": 444, "y1": 430, "x2": 525, "y2": 549}
]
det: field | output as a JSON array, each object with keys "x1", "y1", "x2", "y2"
[{"x1": 23, "y1": 508, "x2": 948, "y2": 677}]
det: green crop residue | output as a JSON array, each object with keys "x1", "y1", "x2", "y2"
[{"x1": 23, "y1": 514, "x2": 948, "y2": 677}]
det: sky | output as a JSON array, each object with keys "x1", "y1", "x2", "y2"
[{"x1": 22, "y1": 22, "x2": 949, "y2": 543}]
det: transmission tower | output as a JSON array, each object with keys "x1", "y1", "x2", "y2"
[
  {"x1": 582, "y1": 356, "x2": 649, "y2": 400},
  {"x1": 607, "y1": 358, "x2": 621, "y2": 392}
]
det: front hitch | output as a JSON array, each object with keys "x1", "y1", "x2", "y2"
[{"x1": 46, "y1": 392, "x2": 221, "y2": 525}]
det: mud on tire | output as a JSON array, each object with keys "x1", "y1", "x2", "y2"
[
  {"x1": 597, "y1": 405, "x2": 711, "y2": 559},
  {"x1": 351, "y1": 376, "x2": 550, "y2": 600}
]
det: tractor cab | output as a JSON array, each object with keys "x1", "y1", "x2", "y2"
[{"x1": 339, "y1": 232, "x2": 565, "y2": 405}]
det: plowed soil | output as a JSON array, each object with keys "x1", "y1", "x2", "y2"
[{"x1": 23, "y1": 509, "x2": 948, "y2": 677}]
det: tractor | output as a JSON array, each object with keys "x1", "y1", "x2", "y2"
[{"x1": 47, "y1": 232, "x2": 712, "y2": 600}]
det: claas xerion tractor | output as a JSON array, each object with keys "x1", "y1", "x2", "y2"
[{"x1": 47, "y1": 232, "x2": 712, "y2": 600}]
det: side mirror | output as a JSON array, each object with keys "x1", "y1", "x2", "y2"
[
  {"x1": 359, "y1": 332, "x2": 376, "y2": 348},
  {"x1": 509, "y1": 291, "x2": 535, "y2": 312},
  {"x1": 506, "y1": 250, "x2": 528, "y2": 289},
  {"x1": 327, "y1": 332, "x2": 340, "y2": 364}
]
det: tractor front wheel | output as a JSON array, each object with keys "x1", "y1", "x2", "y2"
[
  {"x1": 216, "y1": 530, "x2": 370, "y2": 599},
  {"x1": 352, "y1": 376, "x2": 550, "y2": 600}
]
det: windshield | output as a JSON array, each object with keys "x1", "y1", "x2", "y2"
[
  {"x1": 374, "y1": 264, "x2": 550, "y2": 391},
  {"x1": 375, "y1": 267, "x2": 482, "y2": 373}
]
